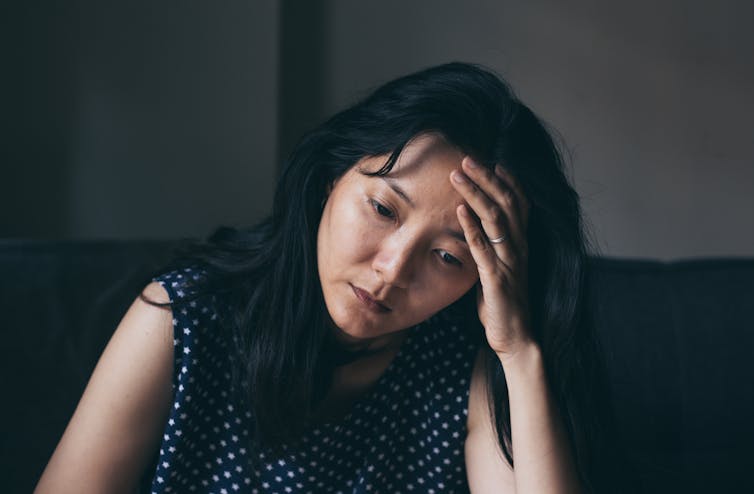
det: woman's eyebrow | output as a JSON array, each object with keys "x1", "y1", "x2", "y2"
[
  {"x1": 445, "y1": 228, "x2": 468, "y2": 246},
  {"x1": 380, "y1": 176, "x2": 416, "y2": 208},
  {"x1": 379, "y1": 176, "x2": 467, "y2": 246}
]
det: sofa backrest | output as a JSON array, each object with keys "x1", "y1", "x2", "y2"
[
  {"x1": 587, "y1": 256, "x2": 754, "y2": 492},
  {"x1": 2, "y1": 240, "x2": 752, "y2": 493}
]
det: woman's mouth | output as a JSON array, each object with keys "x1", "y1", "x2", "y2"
[{"x1": 350, "y1": 284, "x2": 391, "y2": 313}]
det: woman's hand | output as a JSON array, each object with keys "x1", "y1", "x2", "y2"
[{"x1": 450, "y1": 156, "x2": 534, "y2": 362}]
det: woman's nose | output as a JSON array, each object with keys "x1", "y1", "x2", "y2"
[{"x1": 371, "y1": 239, "x2": 417, "y2": 289}]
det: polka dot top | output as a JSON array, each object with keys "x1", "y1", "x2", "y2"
[{"x1": 147, "y1": 267, "x2": 482, "y2": 493}]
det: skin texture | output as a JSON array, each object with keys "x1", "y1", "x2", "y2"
[{"x1": 316, "y1": 133, "x2": 480, "y2": 352}]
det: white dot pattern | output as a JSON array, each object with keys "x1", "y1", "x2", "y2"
[{"x1": 148, "y1": 267, "x2": 481, "y2": 493}]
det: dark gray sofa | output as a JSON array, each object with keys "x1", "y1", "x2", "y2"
[{"x1": 2, "y1": 239, "x2": 752, "y2": 493}]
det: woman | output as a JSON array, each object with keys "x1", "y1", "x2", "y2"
[{"x1": 36, "y1": 62, "x2": 637, "y2": 493}]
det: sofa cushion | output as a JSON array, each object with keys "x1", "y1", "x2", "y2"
[{"x1": 588, "y1": 256, "x2": 754, "y2": 492}]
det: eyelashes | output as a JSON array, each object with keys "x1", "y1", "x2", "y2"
[
  {"x1": 368, "y1": 198, "x2": 463, "y2": 268},
  {"x1": 437, "y1": 250, "x2": 463, "y2": 267},
  {"x1": 371, "y1": 199, "x2": 395, "y2": 219}
]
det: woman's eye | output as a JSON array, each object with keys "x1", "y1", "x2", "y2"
[
  {"x1": 437, "y1": 250, "x2": 462, "y2": 267},
  {"x1": 371, "y1": 200, "x2": 395, "y2": 219}
]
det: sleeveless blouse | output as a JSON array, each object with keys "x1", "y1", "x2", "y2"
[{"x1": 147, "y1": 267, "x2": 482, "y2": 493}]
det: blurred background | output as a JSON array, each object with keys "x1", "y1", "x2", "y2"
[{"x1": 2, "y1": 0, "x2": 752, "y2": 260}]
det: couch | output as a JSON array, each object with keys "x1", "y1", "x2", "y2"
[{"x1": 2, "y1": 239, "x2": 752, "y2": 493}]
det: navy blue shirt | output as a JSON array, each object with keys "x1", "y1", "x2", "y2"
[{"x1": 148, "y1": 267, "x2": 481, "y2": 493}]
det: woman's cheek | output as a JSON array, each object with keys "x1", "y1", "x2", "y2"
[{"x1": 353, "y1": 202, "x2": 382, "y2": 258}]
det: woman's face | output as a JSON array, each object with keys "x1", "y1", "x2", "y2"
[{"x1": 317, "y1": 134, "x2": 480, "y2": 345}]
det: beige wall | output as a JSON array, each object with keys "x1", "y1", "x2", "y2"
[
  {"x1": 320, "y1": 0, "x2": 754, "y2": 260},
  {"x1": 3, "y1": 1, "x2": 279, "y2": 240},
  {"x1": 67, "y1": 2, "x2": 279, "y2": 240},
  {"x1": 4, "y1": 1, "x2": 752, "y2": 261}
]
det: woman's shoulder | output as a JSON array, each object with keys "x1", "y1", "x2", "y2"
[
  {"x1": 150, "y1": 264, "x2": 231, "y2": 322},
  {"x1": 35, "y1": 273, "x2": 178, "y2": 492},
  {"x1": 149, "y1": 264, "x2": 229, "y2": 360},
  {"x1": 151, "y1": 265, "x2": 211, "y2": 302}
]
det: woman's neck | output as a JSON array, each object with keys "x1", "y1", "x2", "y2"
[{"x1": 327, "y1": 326, "x2": 410, "y2": 367}]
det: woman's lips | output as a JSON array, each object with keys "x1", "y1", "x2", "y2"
[{"x1": 351, "y1": 284, "x2": 391, "y2": 313}]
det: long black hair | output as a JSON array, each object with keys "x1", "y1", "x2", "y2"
[{"x1": 141, "y1": 61, "x2": 638, "y2": 493}]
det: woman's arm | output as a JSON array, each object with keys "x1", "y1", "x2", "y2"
[
  {"x1": 465, "y1": 343, "x2": 582, "y2": 494},
  {"x1": 34, "y1": 282, "x2": 175, "y2": 494},
  {"x1": 502, "y1": 342, "x2": 582, "y2": 493},
  {"x1": 465, "y1": 348, "x2": 516, "y2": 492},
  {"x1": 455, "y1": 157, "x2": 582, "y2": 493}
]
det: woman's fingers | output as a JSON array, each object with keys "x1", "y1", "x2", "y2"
[
  {"x1": 492, "y1": 163, "x2": 530, "y2": 232},
  {"x1": 455, "y1": 202, "x2": 501, "y2": 277},
  {"x1": 462, "y1": 157, "x2": 529, "y2": 242},
  {"x1": 450, "y1": 157, "x2": 528, "y2": 270}
]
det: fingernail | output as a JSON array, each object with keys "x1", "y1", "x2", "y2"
[
  {"x1": 465, "y1": 158, "x2": 478, "y2": 169},
  {"x1": 452, "y1": 171, "x2": 467, "y2": 183},
  {"x1": 494, "y1": 164, "x2": 504, "y2": 176}
]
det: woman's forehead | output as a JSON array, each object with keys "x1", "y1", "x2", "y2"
[
  {"x1": 356, "y1": 146, "x2": 462, "y2": 185},
  {"x1": 358, "y1": 163, "x2": 467, "y2": 229},
  {"x1": 359, "y1": 133, "x2": 462, "y2": 173}
]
